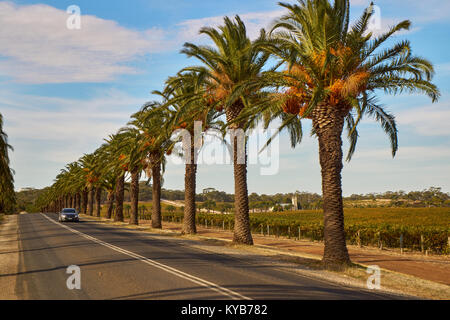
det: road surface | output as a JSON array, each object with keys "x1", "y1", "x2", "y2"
[{"x1": 7, "y1": 213, "x2": 400, "y2": 300}]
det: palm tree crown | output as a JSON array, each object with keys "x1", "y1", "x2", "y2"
[
  {"x1": 181, "y1": 15, "x2": 273, "y2": 244},
  {"x1": 259, "y1": 0, "x2": 440, "y2": 266}
]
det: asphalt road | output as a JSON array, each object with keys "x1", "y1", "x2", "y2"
[{"x1": 11, "y1": 213, "x2": 399, "y2": 300}]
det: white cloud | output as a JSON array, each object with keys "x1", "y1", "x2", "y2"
[
  {"x1": 1, "y1": 89, "x2": 150, "y2": 188},
  {"x1": 397, "y1": 102, "x2": 450, "y2": 136},
  {"x1": 1, "y1": 89, "x2": 144, "y2": 143},
  {"x1": 0, "y1": 2, "x2": 286, "y2": 84},
  {"x1": 351, "y1": 0, "x2": 370, "y2": 6},
  {"x1": 0, "y1": 2, "x2": 171, "y2": 84},
  {"x1": 176, "y1": 10, "x2": 284, "y2": 42},
  {"x1": 391, "y1": 0, "x2": 450, "y2": 24}
]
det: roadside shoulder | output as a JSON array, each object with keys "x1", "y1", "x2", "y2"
[{"x1": 0, "y1": 214, "x2": 20, "y2": 299}]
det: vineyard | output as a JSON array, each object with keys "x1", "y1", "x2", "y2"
[
  {"x1": 100, "y1": 204, "x2": 450, "y2": 254},
  {"x1": 148, "y1": 207, "x2": 450, "y2": 254}
]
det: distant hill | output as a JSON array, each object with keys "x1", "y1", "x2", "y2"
[
  {"x1": 15, "y1": 184, "x2": 450, "y2": 213},
  {"x1": 16, "y1": 188, "x2": 46, "y2": 213}
]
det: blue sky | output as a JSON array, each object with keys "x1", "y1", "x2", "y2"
[{"x1": 1, "y1": 0, "x2": 450, "y2": 196}]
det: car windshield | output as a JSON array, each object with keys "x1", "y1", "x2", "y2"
[{"x1": 62, "y1": 209, "x2": 76, "y2": 213}]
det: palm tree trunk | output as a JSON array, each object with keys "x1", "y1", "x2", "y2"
[
  {"x1": 82, "y1": 189, "x2": 88, "y2": 214},
  {"x1": 130, "y1": 167, "x2": 140, "y2": 225},
  {"x1": 87, "y1": 187, "x2": 94, "y2": 216},
  {"x1": 95, "y1": 187, "x2": 102, "y2": 217},
  {"x1": 226, "y1": 104, "x2": 253, "y2": 245},
  {"x1": 106, "y1": 191, "x2": 115, "y2": 219},
  {"x1": 76, "y1": 193, "x2": 82, "y2": 213},
  {"x1": 183, "y1": 141, "x2": 197, "y2": 234},
  {"x1": 114, "y1": 175, "x2": 124, "y2": 222},
  {"x1": 313, "y1": 104, "x2": 351, "y2": 267},
  {"x1": 150, "y1": 153, "x2": 162, "y2": 229},
  {"x1": 233, "y1": 148, "x2": 253, "y2": 245}
]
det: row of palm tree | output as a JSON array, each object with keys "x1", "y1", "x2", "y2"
[
  {"x1": 36, "y1": 0, "x2": 439, "y2": 267},
  {"x1": 0, "y1": 113, "x2": 16, "y2": 213}
]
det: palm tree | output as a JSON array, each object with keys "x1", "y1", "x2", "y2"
[
  {"x1": 0, "y1": 113, "x2": 15, "y2": 213},
  {"x1": 156, "y1": 71, "x2": 224, "y2": 234},
  {"x1": 60, "y1": 162, "x2": 84, "y2": 211},
  {"x1": 37, "y1": 161, "x2": 86, "y2": 214},
  {"x1": 101, "y1": 172, "x2": 117, "y2": 219},
  {"x1": 102, "y1": 133, "x2": 130, "y2": 222},
  {"x1": 79, "y1": 153, "x2": 100, "y2": 216},
  {"x1": 262, "y1": 0, "x2": 439, "y2": 267},
  {"x1": 116, "y1": 126, "x2": 148, "y2": 225},
  {"x1": 96, "y1": 142, "x2": 119, "y2": 219},
  {"x1": 129, "y1": 103, "x2": 172, "y2": 229},
  {"x1": 181, "y1": 16, "x2": 272, "y2": 244}
]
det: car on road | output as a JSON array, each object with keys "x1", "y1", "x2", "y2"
[{"x1": 58, "y1": 208, "x2": 80, "y2": 222}]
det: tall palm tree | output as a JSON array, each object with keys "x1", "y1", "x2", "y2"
[
  {"x1": 55, "y1": 165, "x2": 73, "y2": 209},
  {"x1": 156, "y1": 71, "x2": 224, "y2": 234},
  {"x1": 102, "y1": 133, "x2": 130, "y2": 222},
  {"x1": 181, "y1": 16, "x2": 271, "y2": 244},
  {"x1": 101, "y1": 172, "x2": 117, "y2": 219},
  {"x1": 0, "y1": 113, "x2": 15, "y2": 213},
  {"x1": 129, "y1": 102, "x2": 172, "y2": 229},
  {"x1": 116, "y1": 126, "x2": 148, "y2": 225},
  {"x1": 95, "y1": 143, "x2": 118, "y2": 219},
  {"x1": 59, "y1": 162, "x2": 84, "y2": 211},
  {"x1": 79, "y1": 153, "x2": 100, "y2": 216},
  {"x1": 261, "y1": 0, "x2": 439, "y2": 267}
]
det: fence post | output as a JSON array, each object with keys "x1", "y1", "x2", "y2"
[
  {"x1": 205, "y1": 219, "x2": 208, "y2": 229},
  {"x1": 421, "y1": 234, "x2": 425, "y2": 253},
  {"x1": 379, "y1": 232, "x2": 383, "y2": 250},
  {"x1": 357, "y1": 230, "x2": 361, "y2": 248},
  {"x1": 261, "y1": 225, "x2": 263, "y2": 236},
  {"x1": 222, "y1": 220, "x2": 225, "y2": 230},
  {"x1": 267, "y1": 225, "x2": 270, "y2": 237},
  {"x1": 298, "y1": 226, "x2": 301, "y2": 240},
  {"x1": 288, "y1": 226, "x2": 291, "y2": 239},
  {"x1": 400, "y1": 234, "x2": 404, "y2": 254}
]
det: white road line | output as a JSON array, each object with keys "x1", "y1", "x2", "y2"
[{"x1": 41, "y1": 214, "x2": 251, "y2": 300}]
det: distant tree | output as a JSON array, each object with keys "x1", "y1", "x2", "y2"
[
  {"x1": 124, "y1": 204, "x2": 131, "y2": 216},
  {"x1": 0, "y1": 113, "x2": 15, "y2": 213},
  {"x1": 202, "y1": 200, "x2": 216, "y2": 213}
]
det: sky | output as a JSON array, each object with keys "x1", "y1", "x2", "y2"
[{"x1": 1, "y1": 0, "x2": 450, "y2": 196}]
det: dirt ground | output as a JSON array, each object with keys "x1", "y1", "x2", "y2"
[
  {"x1": 0, "y1": 215, "x2": 19, "y2": 299},
  {"x1": 137, "y1": 219, "x2": 450, "y2": 286}
]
